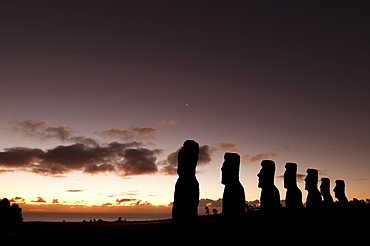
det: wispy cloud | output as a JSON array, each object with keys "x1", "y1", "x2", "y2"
[
  {"x1": 66, "y1": 190, "x2": 85, "y2": 193},
  {"x1": 215, "y1": 141, "x2": 239, "y2": 152},
  {"x1": 242, "y1": 152, "x2": 277, "y2": 164},
  {"x1": 98, "y1": 127, "x2": 158, "y2": 140},
  {"x1": 156, "y1": 119, "x2": 179, "y2": 126}
]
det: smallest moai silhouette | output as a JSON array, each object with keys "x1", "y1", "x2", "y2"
[
  {"x1": 320, "y1": 178, "x2": 334, "y2": 207},
  {"x1": 305, "y1": 169, "x2": 322, "y2": 209},
  {"x1": 284, "y1": 163, "x2": 304, "y2": 209},
  {"x1": 221, "y1": 153, "x2": 246, "y2": 218},
  {"x1": 333, "y1": 180, "x2": 348, "y2": 205},
  {"x1": 257, "y1": 160, "x2": 281, "y2": 211}
]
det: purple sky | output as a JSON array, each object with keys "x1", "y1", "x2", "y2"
[{"x1": 0, "y1": 1, "x2": 369, "y2": 208}]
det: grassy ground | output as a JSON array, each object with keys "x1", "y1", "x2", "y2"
[{"x1": 2, "y1": 210, "x2": 369, "y2": 244}]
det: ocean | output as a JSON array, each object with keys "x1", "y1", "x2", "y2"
[{"x1": 22, "y1": 212, "x2": 171, "y2": 222}]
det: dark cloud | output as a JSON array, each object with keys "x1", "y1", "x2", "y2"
[
  {"x1": 159, "y1": 145, "x2": 214, "y2": 175},
  {"x1": 158, "y1": 150, "x2": 178, "y2": 175},
  {"x1": 98, "y1": 127, "x2": 158, "y2": 140},
  {"x1": 198, "y1": 145, "x2": 214, "y2": 165},
  {"x1": 31, "y1": 197, "x2": 46, "y2": 203},
  {"x1": 66, "y1": 190, "x2": 85, "y2": 192},
  {"x1": 276, "y1": 173, "x2": 306, "y2": 182},
  {"x1": 0, "y1": 147, "x2": 44, "y2": 167},
  {"x1": 0, "y1": 141, "x2": 162, "y2": 177},
  {"x1": 116, "y1": 198, "x2": 137, "y2": 204}
]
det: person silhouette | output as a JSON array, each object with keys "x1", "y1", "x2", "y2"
[
  {"x1": 320, "y1": 178, "x2": 334, "y2": 207},
  {"x1": 257, "y1": 160, "x2": 281, "y2": 210},
  {"x1": 305, "y1": 169, "x2": 322, "y2": 209},
  {"x1": 221, "y1": 153, "x2": 246, "y2": 218},
  {"x1": 284, "y1": 162, "x2": 304, "y2": 209},
  {"x1": 172, "y1": 140, "x2": 200, "y2": 224},
  {"x1": 333, "y1": 180, "x2": 348, "y2": 205}
]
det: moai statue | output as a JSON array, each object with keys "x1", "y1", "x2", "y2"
[
  {"x1": 257, "y1": 160, "x2": 281, "y2": 210},
  {"x1": 221, "y1": 153, "x2": 246, "y2": 218},
  {"x1": 284, "y1": 162, "x2": 304, "y2": 209},
  {"x1": 333, "y1": 180, "x2": 348, "y2": 205},
  {"x1": 320, "y1": 178, "x2": 334, "y2": 206},
  {"x1": 305, "y1": 169, "x2": 322, "y2": 209},
  {"x1": 172, "y1": 140, "x2": 200, "y2": 224}
]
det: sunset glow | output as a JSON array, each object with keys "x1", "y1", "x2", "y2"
[{"x1": 0, "y1": 1, "x2": 369, "y2": 220}]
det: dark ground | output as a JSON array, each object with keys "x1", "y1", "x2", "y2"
[{"x1": 2, "y1": 209, "x2": 369, "y2": 244}]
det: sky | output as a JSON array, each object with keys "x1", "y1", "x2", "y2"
[{"x1": 0, "y1": 1, "x2": 369, "y2": 213}]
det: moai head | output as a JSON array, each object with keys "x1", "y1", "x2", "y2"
[
  {"x1": 177, "y1": 140, "x2": 199, "y2": 176},
  {"x1": 305, "y1": 169, "x2": 319, "y2": 191},
  {"x1": 284, "y1": 162, "x2": 298, "y2": 189},
  {"x1": 320, "y1": 178, "x2": 331, "y2": 192},
  {"x1": 221, "y1": 152, "x2": 240, "y2": 185},
  {"x1": 257, "y1": 160, "x2": 276, "y2": 188},
  {"x1": 333, "y1": 180, "x2": 348, "y2": 202}
]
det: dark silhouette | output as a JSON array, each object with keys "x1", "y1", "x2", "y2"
[
  {"x1": 221, "y1": 153, "x2": 246, "y2": 218},
  {"x1": 333, "y1": 180, "x2": 348, "y2": 205},
  {"x1": 257, "y1": 160, "x2": 281, "y2": 210},
  {"x1": 305, "y1": 169, "x2": 322, "y2": 209},
  {"x1": 0, "y1": 198, "x2": 23, "y2": 225},
  {"x1": 172, "y1": 140, "x2": 200, "y2": 224},
  {"x1": 320, "y1": 178, "x2": 334, "y2": 206},
  {"x1": 284, "y1": 162, "x2": 304, "y2": 209}
]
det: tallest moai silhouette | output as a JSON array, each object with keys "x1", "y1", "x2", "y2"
[{"x1": 172, "y1": 140, "x2": 200, "y2": 224}]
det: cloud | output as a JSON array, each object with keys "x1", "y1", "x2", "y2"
[
  {"x1": 156, "y1": 119, "x2": 179, "y2": 125},
  {"x1": 116, "y1": 198, "x2": 137, "y2": 204},
  {"x1": 11, "y1": 119, "x2": 99, "y2": 146},
  {"x1": 158, "y1": 151, "x2": 178, "y2": 175},
  {"x1": 31, "y1": 197, "x2": 46, "y2": 203},
  {"x1": 242, "y1": 152, "x2": 277, "y2": 164},
  {"x1": 276, "y1": 173, "x2": 306, "y2": 182},
  {"x1": 215, "y1": 141, "x2": 239, "y2": 152},
  {"x1": 98, "y1": 127, "x2": 158, "y2": 140},
  {"x1": 0, "y1": 141, "x2": 162, "y2": 177},
  {"x1": 0, "y1": 147, "x2": 44, "y2": 167},
  {"x1": 12, "y1": 120, "x2": 73, "y2": 141},
  {"x1": 66, "y1": 190, "x2": 85, "y2": 192},
  {"x1": 159, "y1": 145, "x2": 215, "y2": 175},
  {"x1": 52, "y1": 199, "x2": 59, "y2": 204}
]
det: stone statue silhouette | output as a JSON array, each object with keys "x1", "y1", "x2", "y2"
[
  {"x1": 221, "y1": 152, "x2": 246, "y2": 218},
  {"x1": 257, "y1": 160, "x2": 281, "y2": 210},
  {"x1": 320, "y1": 178, "x2": 334, "y2": 206},
  {"x1": 333, "y1": 180, "x2": 348, "y2": 205},
  {"x1": 304, "y1": 169, "x2": 322, "y2": 209},
  {"x1": 172, "y1": 140, "x2": 200, "y2": 224},
  {"x1": 284, "y1": 162, "x2": 304, "y2": 209}
]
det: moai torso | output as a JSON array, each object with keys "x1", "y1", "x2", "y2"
[
  {"x1": 221, "y1": 153, "x2": 246, "y2": 217},
  {"x1": 172, "y1": 140, "x2": 200, "y2": 224},
  {"x1": 257, "y1": 160, "x2": 281, "y2": 210},
  {"x1": 305, "y1": 169, "x2": 322, "y2": 209},
  {"x1": 284, "y1": 162, "x2": 303, "y2": 209}
]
